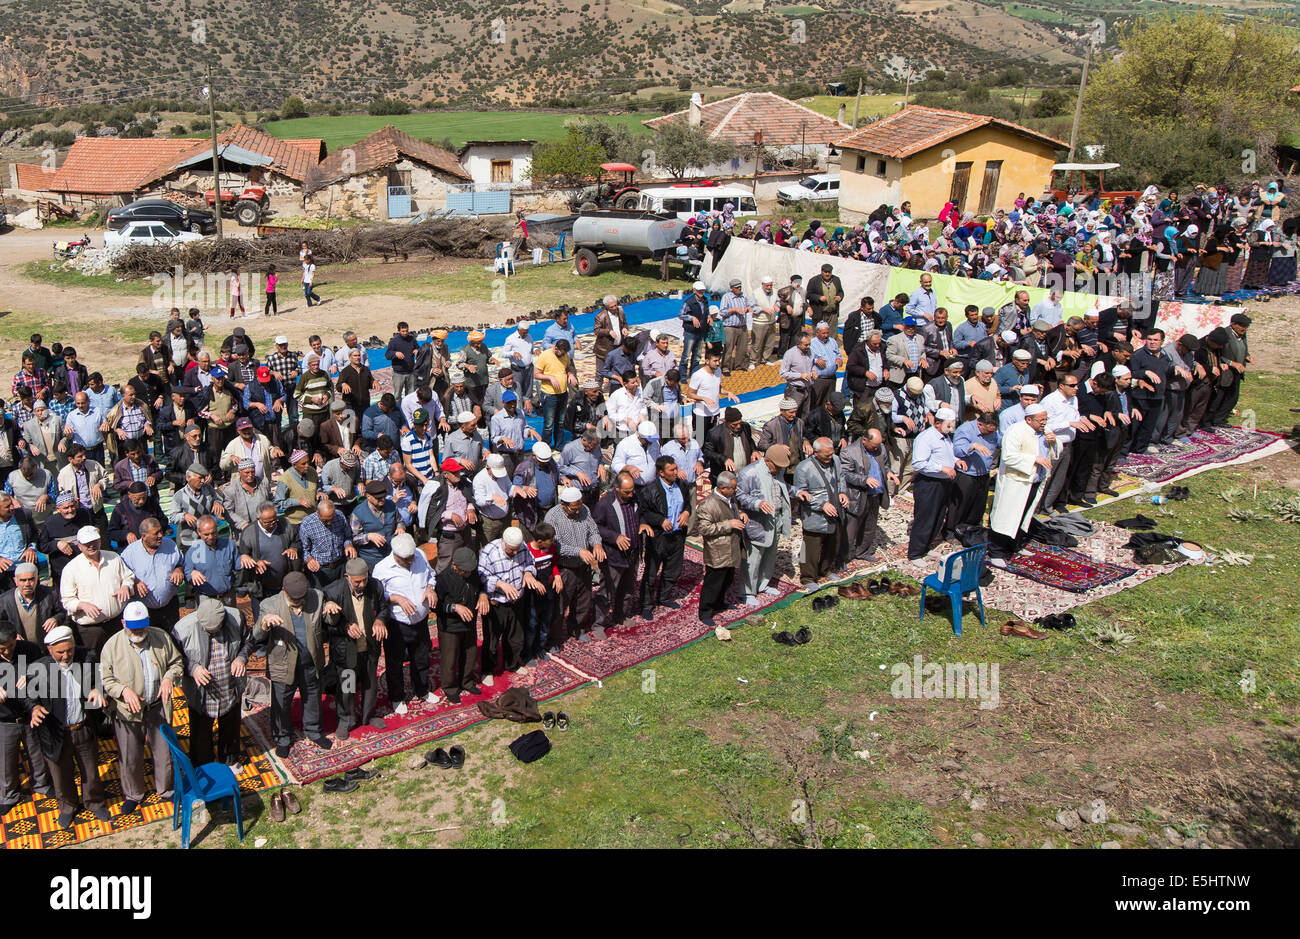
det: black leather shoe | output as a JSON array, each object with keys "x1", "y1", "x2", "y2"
[
  {"x1": 445, "y1": 691, "x2": 461, "y2": 704},
  {"x1": 344, "y1": 766, "x2": 378, "y2": 781},
  {"x1": 322, "y1": 776, "x2": 359, "y2": 793},
  {"x1": 274, "y1": 743, "x2": 292, "y2": 759},
  {"x1": 89, "y1": 805, "x2": 112, "y2": 823},
  {"x1": 309, "y1": 734, "x2": 333, "y2": 750},
  {"x1": 794, "y1": 626, "x2": 812, "y2": 645},
  {"x1": 462, "y1": 684, "x2": 482, "y2": 696},
  {"x1": 773, "y1": 631, "x2": 798, "y2": 646},
  {"x1": 57, "y1": 808, "x2": 78, "y2": 829},
  {"x1": 449, "y1": 745, "x2": 466, "y2": 768},
  {"x1": 425, "y1": 747, "x2": 454, "y2": 769}
]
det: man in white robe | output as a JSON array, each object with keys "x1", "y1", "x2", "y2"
[{"x1": 988, "y1": 403, "x2": 1059, "y2": 566}]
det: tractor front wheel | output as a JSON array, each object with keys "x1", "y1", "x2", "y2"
[{"x1": 234, "y1": 200, "x2": 261, "y2": 226}]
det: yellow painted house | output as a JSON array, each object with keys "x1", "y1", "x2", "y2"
[{"x1": 834, "y1": 106, "x2": 1068, "y2": 222}]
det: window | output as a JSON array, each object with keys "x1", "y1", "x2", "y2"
[
  {"x1": 875, "y1": 159, "x2": 887, "y2": 178},
  {"x1": 856, "y1": 155, "x2": 867, "y2": 173},
  {"x1": 739, "y1": 197, "x2": 757, "y2": 213},
  {"x1": 828, "y1": 179, "x2": 839, "y2": 191},
  {"x1": 663, "y1": 198, "x2": 692, "y2": 214}
]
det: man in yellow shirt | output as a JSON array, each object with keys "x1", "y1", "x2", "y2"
[{"x1": 535, "y1": 338, "x2": 574, "y2": 450}]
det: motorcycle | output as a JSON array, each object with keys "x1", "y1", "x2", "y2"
[{"x1": 52, "y1": 234, "x2": 91, "y2": 259}]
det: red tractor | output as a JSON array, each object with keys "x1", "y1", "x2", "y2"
[
  {"x1": 204, "y1": 183, "x2": 269, "y2": 226},
  {"x1": 569, "y1": 162, "x2": 643, "y2": 211}
]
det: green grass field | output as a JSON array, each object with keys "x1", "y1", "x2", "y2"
[{"x1": 263, "y1": 111, "x2": 659, "y2": 152}]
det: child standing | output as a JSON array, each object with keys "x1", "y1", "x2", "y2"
[
  {"x1": 228, "y1": 270, "x2": 244, "y2": 317},
  {"x1": 264, "y1": 265, "x2": 278, "y2": 315},
  {"x1": 524, "y1": 522, "x2": 561, "y2": 664}
]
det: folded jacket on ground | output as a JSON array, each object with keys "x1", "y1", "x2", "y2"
[{"x1": 477, "y1": 687, "x2": 543, "y2": 723}]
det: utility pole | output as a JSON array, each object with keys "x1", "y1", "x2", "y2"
[
  {"x1": 903, "y1": 67, "x2": 914, "y2": 108},
  {"x1": 206, "y1": 62, "x2": 223, "y2": 239},
  {"x1": 752, "y1": 129, "x2": 761, "y2": 197},
  {"x1": 1067, "y1": 42, "x2": 1092, "y2": 162},
  {"x1": 851, "y1": 76, "x2": 863, "y2": 127},
  {"x1": 1018, "y1": 84, "x2": 1031, "y2": 121}
]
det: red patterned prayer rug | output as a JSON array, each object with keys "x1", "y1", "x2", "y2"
[
  {"x1": 243, "y1": 653, "x2": 588, "y2": 785},
  {"x1": 1115, "y1": 426, "x2": 1285, "y2": 485},
  {"x1": 0, "y1": 693, "x2": 288, "y2": 850},
  {"x1": 550, "y1": 546, "x2": 801, "y2": 681},
  {"x1": 1004, "y1": 541, "x2": 1137, "y2": 593}
]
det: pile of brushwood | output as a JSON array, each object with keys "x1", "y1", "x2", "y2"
[{"x1": 109, "y1": 216, "x2": 522, "y2": 277}]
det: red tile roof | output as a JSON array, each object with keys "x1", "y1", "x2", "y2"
[
  {"x1": 140, "y1": 124, "x2": 325, "y2": 186},
  {"x1": 304, "y1": 125, "x2": 470, "y2": 194},
  {"x1": 44, "y1": 137, "x2": 196, "y2": 195},
  {"x1": 834, "y1": 106, "x2": 1068, "y2": 159},
  {"x1": 643, "y1": 92, "x2": 850, "y2": 147},
  {"x1": 11, "y1": 162, "x2": 57, "y2": 193}
]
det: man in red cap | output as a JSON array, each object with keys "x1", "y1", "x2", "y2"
[{"x1": 416, "y1": 457, "x2": 477, "y2": 572}]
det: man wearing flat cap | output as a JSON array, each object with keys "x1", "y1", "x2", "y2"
[
  {"x1": 173, "y1": 596, "x2": 252, "y2": 767},
  {"x1": 351, "y1": 478, "x2": 405, "y2": 569},
  {"x1": 737, "y1": 445, "x2": 793, "y2": 604},
  {"x1": 321, "y1": 447, "x2": 362, "y2": 513},
  {"x1": 436, "y1": 547, "x2": 488, "y2": 703},
  {"x1": 170, "y1": 462, "x2": 225, "y2": 551},
  {"x1": 322, "y1": 557, "x2": 389, "y2": 736},
  {"x1": 806, "y1": 263, "x2": 844, "y2": 335},
  {"x1": 1155, "y1": 332, "x2": 1201, "y2": 446},
  {"x1": 0, "y1": 560, "x2": 66, "y2": 643},
  {"x1": 253, "y1": 571, "x2": 334, "y2": 757},
  {"x1": 318, "y1": 398, "x2": 360, "y2": 463},
  {"x1": 23, "y1": 624, "x2": 110, "y2": 828},
  {"x1": 1206, "y1": 314, "x2": 1251, "y2": 429},
  {"x1": 100, "y1": 601, "x2": 184, "y2": 813}
]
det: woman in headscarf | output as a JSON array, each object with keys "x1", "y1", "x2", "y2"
[
  {"x1": 1073, "y1": 239, "x2": 1098, "y2": 294},
  {"x1": 1222, "y1": 216, "x2": 1249, "y2": 293},
  {"x1": 1267, "y1": 217, "x2": 1297, "y2": 286},
  {"x1": 938, "y1": 201, "x2": 959, "y2": 227},
  {"x1": 1151, "y1": 226, "x2": 1178, "y2": 302},
  {"x1": 1173, "y1": 224, "x2": 1200, "y2": 297},
  {"x1": 774, "y1": 217, "x2": 794, "y2": 247},
  {"x1": 1257, "y1": 182, "x2": 1286, "y2": 220},
  {"x1": 755, "y1": 220, "x2": 772, "y2": 244},
  {"x1": 706, "y1": 218, "x2": 731, "y2": 266},
  {"x1": 1193, "y1": 226, "x2": 1226, "y2": 298},
  {"x1": 1242, "y1": 218, "x2": 1275, "y2": 289}
]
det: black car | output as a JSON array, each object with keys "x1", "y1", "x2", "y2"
[{"x1": 105, "y1": 199, "x2": 216, "y2": 234}]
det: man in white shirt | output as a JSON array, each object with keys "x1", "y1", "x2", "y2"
[
  {"x1": 749, "y1": 275, "x2": 781, "y2": 368},
  {"x1": 606, "y1": 371, "x2": 647, "y2": 441},
  {"x1": 1031, "y1": 289, "x2": 1064, "y2": 330},
  {"x1": 502, "y1": 321, "x2": 536, "y2": 398},
  {"x1": 472, "y1": 453, "x2": 515, "y2": 545},
  {"x1": 300, "y1": 334, "x2": 336, "y2": 377},
  {"x1": 59, "y1": 525, "x2": 134, "y2": 651},
  {"x1": 1039, "y1": 373, "x2": 1092, "y2": 514},
  {"x1": 611, "y1": 421, "x2": 661, "y2": 485},
  {"x1": 372, "y1": 533, "x2": 441, "y2": 713},
  {"x1": 683, "y1": 351, "x2": 737, "y2": 446}
]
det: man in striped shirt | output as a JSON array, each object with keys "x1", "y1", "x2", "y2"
[
  {"x1": 401, "y1": 409, "x2": 437, "y2": 488},
  {"x1": 293, "y1": 354, "x2": 333, "y2": 450},
  {"x1": 362, "y1": 435, "x2": 400, "y2": 482},
  {"x1": 478, "y1": 527, "x2": 544, "y2": 682}
]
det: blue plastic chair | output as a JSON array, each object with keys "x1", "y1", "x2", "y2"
[
  {"x1": 918, "y1": 543, "x2": 988, "y2": 636},
  {"x1": 547, "y1": 231, "x2": 567, "y2": 263},
  {"x1": 159, "y1": 723, "x2": 245, "y2": 848}
]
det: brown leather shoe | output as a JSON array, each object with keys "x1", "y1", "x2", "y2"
[
  {"x1": 283, "y1": 789, "x2": 302, "y2": 815},
  {"x1": 838, "y1": 584, "x2": 866, "y2": 599},
  {"x1": 1000, "y1": 620, "x2": 1047, "y2": 640},
  {"x1": 269, "y1": 792, "x2": 286, "y2": 823}
]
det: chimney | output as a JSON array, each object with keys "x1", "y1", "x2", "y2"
[
  {"x1": 689, "y1": 92, "x2": 702, "y2": 127},
  {"x1": 837, "y1": 103, "x2": 846, "y2": 125}
]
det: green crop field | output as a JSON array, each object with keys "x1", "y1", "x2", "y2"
[{"x1": 263, "y1": 111, "x2": 659, "y2": 152}]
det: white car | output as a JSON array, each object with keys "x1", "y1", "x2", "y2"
[
  {"x1": 104, "y1": 221, "x2": 204, "y2": 249},
  {"x1": 776, "y1": 173, "x2": 841, "y2": 205}
]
